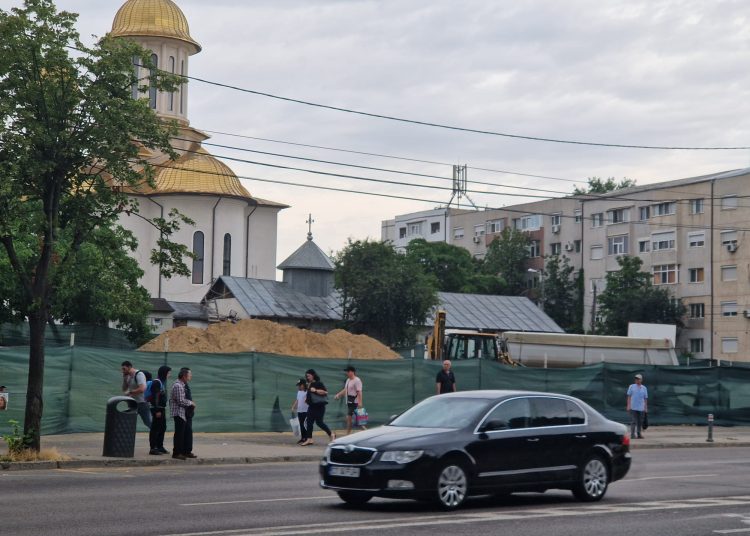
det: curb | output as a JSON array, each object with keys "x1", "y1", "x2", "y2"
[
  {"x1": 631, "y1": 441, "x2": 750, "y2": 450},
  {"x1": 0, "y1": 454, "x2": 322, "y2": 472}
]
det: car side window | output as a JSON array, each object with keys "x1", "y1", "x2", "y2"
[
  {"x1": 482, "y1": 398, "x2": 531, "y2": 431},
  {"x1": 566, "y1": 400, "x2": 586, "y2": 424},
  {"x1": 530, "y1": 397, "x2": 569, "y2": 427}
]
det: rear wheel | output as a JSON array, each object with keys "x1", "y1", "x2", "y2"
[
  {"x1": 434, "y1": 461, "x2": 469, "y2": 510},
  {"x1": 337, "y1": 490, "x2": 373, "y2": 505},
  {"x1": 572, "y1": 454, "x2": 609, "y2": 502}
]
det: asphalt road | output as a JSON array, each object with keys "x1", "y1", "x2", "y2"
[{"x1": 3, "y1": 447, "x2": 750, "y2": 536}]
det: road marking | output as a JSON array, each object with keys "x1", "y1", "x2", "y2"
[
  {"x1": 181, "y1": 496, "x2": 335, "y2": 506},
  {"x1": 626, "y1": 473, "x2": 718, "y2": 481},
  {"x1": 159, "y1": 495, "x2": 750, "y2": 536},
  {"x1": 54, "y1": 468, "x2": 135, "y2": 477},
  {"x1": 714, "y1": 530, "x2": 750, "y2": 534}
]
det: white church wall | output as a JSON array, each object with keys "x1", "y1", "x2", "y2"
[{"x1": 247, "y1": 207, "x2": 281, "y2": 280}]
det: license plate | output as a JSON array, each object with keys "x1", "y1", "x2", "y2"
[{"x1": 329, "y1": 466, "x2": 360, "y2": 478}]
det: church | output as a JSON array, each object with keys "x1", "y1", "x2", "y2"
[{"x1": 110, "y1": 0, "x2": 288, "y2": 306}]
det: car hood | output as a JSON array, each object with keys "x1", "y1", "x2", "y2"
[{"x1": 331, "y1": 425, "x2": 457, "y2": 450}]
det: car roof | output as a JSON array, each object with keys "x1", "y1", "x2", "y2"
[{"x1": 438, "y1": 390, "x2": 576, "y2": 400}]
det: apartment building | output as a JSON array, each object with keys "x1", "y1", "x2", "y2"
[{"x1": 381, "y1": 167, "x2": 750, "y2": 362}]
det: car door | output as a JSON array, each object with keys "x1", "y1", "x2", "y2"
[
  {"x1": 527, "y1": 396, "x2": 579, "y2": 482},
  {"x1": 466, "y1": 397, "x2": 537, "y2": 490}
]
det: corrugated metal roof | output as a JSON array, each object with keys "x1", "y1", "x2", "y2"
[
  {"x1": 150, "y1": 298, "x2": 174, "y2": 313},
  {"x1": 431, "y1": 292, "x2": 563, "y2": 333},
  {"x1": 168, "y1": 301, "x2": 209, "y2": 321},
  {"x1": 215, "y1": 277, "x2": 341, "y2": 320},
  {"x1": 277, "y1": 236, "x2": 335, "y2": 271}
]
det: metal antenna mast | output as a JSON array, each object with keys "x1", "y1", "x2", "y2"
[{"x1": 447, "y1": 164, "x2": 479, "y2": 210}]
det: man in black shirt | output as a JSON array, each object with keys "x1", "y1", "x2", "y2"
[{"x1": 435, "y1": 360, "x2": 457, "y2": 394}]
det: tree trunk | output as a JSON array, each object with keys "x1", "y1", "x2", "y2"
[{"x1": 24, "y1": 312, "x2": 46, "y2": 452}]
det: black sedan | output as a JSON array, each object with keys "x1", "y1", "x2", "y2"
[{"x1": 320, "y1": 390, "x2": 631, "y2": 509}]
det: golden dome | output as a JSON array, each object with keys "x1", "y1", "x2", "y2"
[
  {"x1": 153, "y1": 146, "x2": 253, "y2": 200},
  {"x1": 111, "y1": 0, "x2": 201, "y2": 53}
]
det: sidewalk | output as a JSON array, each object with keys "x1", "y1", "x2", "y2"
[{"x1": 2, "y1": 426, "x2": 750, "y2": 471}]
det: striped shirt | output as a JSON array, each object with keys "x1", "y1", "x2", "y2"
[{"x1": 170, "y1": 380, "x2": 194, "y2": 420}]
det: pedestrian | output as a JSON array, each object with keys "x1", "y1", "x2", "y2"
[
  {"x1": 435, "y1": 360, "x2": 457, "y2": 394},
  {"x1": 300, "y1": 369, "x2": 335, "y2": 446},
  {"x1": 334, "y1": 365, "x2": 365, "y2": 435},
  {"x1": 626, "y1": 373, "x2": 648, "y2": 439},
  {"x1": 149, "y1": 365, "x2": 171, "y2": 455},
  {"x1": 120, "y1": 361, "x2": 152, "y2": 429},
  {"x1": 170, "y1": 367, "x2": 197, "y2": 460},
  {"x1": 291, "y1": 378, "x2": 309, "y2": 445}
]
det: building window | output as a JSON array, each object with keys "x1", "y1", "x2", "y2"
[
  {"x1": 474, "y1": 224, "x2": 485, "y2": 237},
  {"x1": 638, "y1": 239, "x2": 650, "y2": 253},
  {"x1": 720, "y1": 230, "x2": 737, "y2": 246},
  {"x1": 590, "y1": 245, "x2": 604, "y2": 260},
  {"x1": 528, "y1": 240, "x2": 540, "y2": 258},
  {"x1": 590, "y1": 278, "x2": 605, "y2": 292},
  {"x1": 722, "y1": 338, "x2": 739, "y2": 353},
  {"x1": 149, "y1": 53, "x2": 158, "y2": 109},
  {"x1": 398, "y1": 227, "x2": 406, "y2": 239},
  {"x1": 653, "y1": 264, "x2": 678, "y2": 285},
  {"x1": 591, "y1": 213, "x2": 604, "y2": 228},
  {"x1": 168, "y1": 56, "x2": 175, "y2": 111},
  {"x1": 180, "y1": 59, "x2": 185, "y2": 114},
  {"x1": 550, "y1": 214, "x2": 561, "y2": 226},
  {"x1": 607, "y1": 235, "x2": 629, "y2": 255},
  {"x1": 689, "y1": 303, "x2": 705, "y2": 318},
  {"x1": 131, "y1": 55, "x2": 140, "y2": 100},
  {"x1": 487, "y1": 219, "x2": 504, "y2": 234},
  {"x1": 688, "y1": 231, "x2": 705, "y2": 248},
  {"x1": 430, "y1": 222, "x2": 440, "y2": 234},
  {"x1": 689, "y1": 338, "x2": 704, "y2": 353},
  {"x1": 721, "y1": 265, "x2": 737, "y2": 281},
  {"x1": 607, "y1": 208, "x2": 630, "y2": 224},
  {"x1": 574, "y1": 239, "x2": 581, "y2": 253},
  {"x1": 192, "y1": 231, "x2": 204, "y2": 284},
  {"x1": 721, "y1": 301, "x2": 738, "y2": 317},
  {"x1": 690, "y1": 198, "x2": 704, "y2": 214},
  {"x1": 652, "y1": 231, "x2": 676, "y2": 251},
  {"x1": 222, "y1": 233, "x2": 231, "y2": 276},
  {"x1": 453, "y1": 227, "x2": 464, "y2": 240},
  {"x1": 514, "y1": 215, "x2": 541, "y2": 231},
  {"x1": 721, "y1": 196, "x2": 738, "y2": 210},
  {"x1": 639, "y1": 206, "x2": 650, "y2": 221},
  {"x1": 652, "y1": 202, "x2": 676, "y2": 216},
  {"x1": 550, "y1": 243, "x2": 562, "y2": 255},
  {"x1": 574, "y1": 210, "x2": 582, "y2": 223},
  {"x1": 407, "y1": 222, "x2": 423, "y2": 236},
  {"x1": 688, "y1": 267, "x2": 704, "y2": 283}
]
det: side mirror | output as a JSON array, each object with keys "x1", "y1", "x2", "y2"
[{"x1": 479, "y1": 419, "x2": 508, "y2": 433}]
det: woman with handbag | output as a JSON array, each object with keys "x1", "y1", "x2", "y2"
[{"x1": 301, "y1": 369, "x2": 336, "y2": 446}]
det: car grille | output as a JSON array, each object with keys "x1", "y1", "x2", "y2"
[{"x1": 329, "y1": 446, "x2": 375, "y2": 465}]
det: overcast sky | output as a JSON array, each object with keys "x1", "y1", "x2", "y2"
[{"x1": 8, "y1": 0, "x2": 750, "y2": 269}]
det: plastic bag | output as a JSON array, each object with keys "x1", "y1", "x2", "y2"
[
  {"x1": 355, "y1": 407, "x2": 369, "y2": 427},
  {"x1": 290, "y1": 415, "x2": 301, "y2": 438}
]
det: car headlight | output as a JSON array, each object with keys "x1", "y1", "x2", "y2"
[{"x1": 380, "y1": 450, "x2": 424, "y2": 464}]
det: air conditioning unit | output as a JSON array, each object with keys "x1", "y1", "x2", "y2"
[
  {"x1": 744, "y1": 310, "x2": 750, "y2": 319},
  {"x1": 551, "y1": 224, "x2": 560, "y2": 234},
  {"x1": 564, "y1": 243, "x2": 574, "y2": 251},
  {"x1": 727, "y1": 242, "x2": 738, "y2": 253},
  {"x1": 473, "y1": 236, "x2": 481, "y2": 244}
]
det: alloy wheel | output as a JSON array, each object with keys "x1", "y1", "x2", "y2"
[{"x1": 437, "y1": 464, "x2": 468, "y2": 509}]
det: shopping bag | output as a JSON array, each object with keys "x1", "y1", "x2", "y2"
[
  {"x1": 642, "y1": 413, "x2": 649, "y2": 430},
  {"x1": 355, "y1": 407, "x2": 369, "y2": 427},
  {"x1": 290, "y1": 416, "x2": 301, "y2": 438}
]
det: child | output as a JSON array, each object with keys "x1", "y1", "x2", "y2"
[{"x1": 291, "y1": 378, "x2": 309, "y2": 445}]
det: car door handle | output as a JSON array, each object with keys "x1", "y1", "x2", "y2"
[
  {"x1": 526, "y1": 438, "x2": 540, "y2": 442},
  {"x1": 575, "y1": 434, "x2": 587, "y2": 439}
]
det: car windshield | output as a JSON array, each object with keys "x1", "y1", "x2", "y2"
[{"x1": 389, "y1": 397, "x2": 489, "y2": 429}]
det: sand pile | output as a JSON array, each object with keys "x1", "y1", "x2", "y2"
[{"x1": 138, "y1": 319, "x2": 400, "y2": 359}]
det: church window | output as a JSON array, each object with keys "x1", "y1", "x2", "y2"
[
  {"x1": 149, "y1": 54, "x2": 158, "y2": 109},
  {"x1": 168, "y1": 56, "x2": 175, "y2": 111},
  {"x1": 192, "y1": 231, "x2": 204, "y2": 284},
  {"x1": 131, "y1": 55, "x2": 139, "y2": 100},
  {"x1": 180, "y1": 60, "x2": 185, "y2": 114},
  {"x1": 222, "y1": 234, "x2": 231, "y2": 276}
]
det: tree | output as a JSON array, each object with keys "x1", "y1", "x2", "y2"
[
  {"x1": 595, "y1": 256, "x2": 685, "y2": 336},
  {"x1": 573, "y1": 177, "x2": 636, "y2": 195},
  {"x1": 334, "y1": 239, "x2": 438, "y2": 347},
  {"x1": 0, "y1": 1, "x2": 192, "y2": 450},
  {"x1": 482, "y1": 228, "x2": 530, "y2": 295},
  {"x1": 539, "y1": 255, "x2": 581, "y2": 332}
]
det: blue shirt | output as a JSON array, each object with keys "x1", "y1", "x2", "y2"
[{"x1": 627, "y1": 384, "x2": 648, "y2": 411}]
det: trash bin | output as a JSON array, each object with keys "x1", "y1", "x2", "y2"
[{"x1": 102, "y1": 396, "x2": 138, "y2": 457}]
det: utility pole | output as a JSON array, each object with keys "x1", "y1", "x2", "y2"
[{"x1": 590, "y1": 283, "x2": 598, "y2": 333}]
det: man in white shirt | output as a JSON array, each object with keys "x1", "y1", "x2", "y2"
[{"x1": 335, "y1": 366, "x2": 364, "y2": 435}]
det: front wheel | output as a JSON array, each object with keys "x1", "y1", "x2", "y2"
[
  {"x1": 434, "y1": 462, "x2": 469, "y2": 510},
  {"x1": 337, "y1": 490, "x2": 373, "y2": 505},
  {"x1": 572, "y1": 454, "x2": 609, "y2": 502}
]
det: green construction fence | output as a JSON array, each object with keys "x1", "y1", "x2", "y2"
[{"x1": 0, "y1": 345, "x2": 749, "y2": 436}]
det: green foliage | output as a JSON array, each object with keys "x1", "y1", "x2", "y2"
[
  {"x1": 2, "y1": 420, "x2": 34, "y2": 455},
  {"x1": 540, "y1": 255, "x2": 581, "y2": 332},
  {"x1": 596, "y1": 256, "x2": 685, "y2": 336},
  {"x1": 482, "y1": 228, "x2": 530, "y2": 295},
  {"x1": 573, "y1": 177, "x2": 636, "y2": 195},
  {"x1": 334, "y1": 239, "x2": 439, "y2": 347}
]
